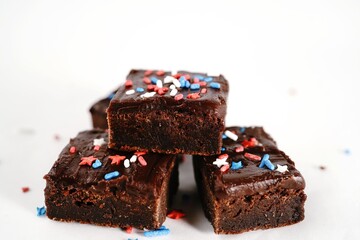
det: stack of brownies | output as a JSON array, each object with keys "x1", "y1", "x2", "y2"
[{"x1": 44, "y1": 69, "x2": 306, "y2": 234}]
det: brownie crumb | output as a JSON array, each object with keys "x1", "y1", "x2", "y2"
[{"x1": 319, "y1": 165, "x2": 326, "y2": 171}]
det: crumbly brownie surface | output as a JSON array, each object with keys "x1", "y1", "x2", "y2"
[
  {"x1": 193, "y1": 126, "x2": 306, "y2": 234},
  {"x1": 44, "y1": 129, "x2": 178, "y2": 229},
  {"x1": 107, "y1": 69, "x2": 229, "y2": 156}
]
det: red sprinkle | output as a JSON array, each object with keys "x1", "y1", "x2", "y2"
[
  {"x1": 147, "y1": 84, "x2": 156, "y2": 91},
  {"x1": 184, "y1": 74, "x2": 191, "y2": 80},
  {"x1": 244, "y1": 153, "x2": 261, "y2": 161},
  {"x1": 187, "y1": 93, "x2": 200, "y2": 99},
  {"x1": 199, "y1": 81, "x2": 207, "y2": 87},
  {"x1": 218, "y1": 154, "x2": 229, "y2": 159},
  {"x1": 69, "y1": 146, "x2": 76, "y2": 154},
  {"x1": 193, "y1": 78, "x2": 200, "y2": 83},
  {"x1": 172, "y1": 73, "x2": 182, "y2": 79},
  {"x1": 241, "y1": 139, "x2": 256, "y2": 148},
  {"x1": 138, "y1": 156, "x2": 147, "y2": 166},
  {"x1": 220, "y1": 164, "x2": 230, "y2": 172},
  {"x1": 174, "y1": 94, "x2": 184, "y2": 101},
  {"x1": 109, "y1": 155, "x2": 126, "y2": 165},
  {"x1": 125, "y1": 79, "x2": 133, "y2": 87},
  {"x1": 235, "y1": 146, "x2": 244, "y2": 152},
  {"x1": 143, "y1": 77, "x2": 151, "y2": 84},
  {"x1": 144, "y1": 70, "x2": 153, "y2": 76},
  {"x1": 167, "y1": 210, "x2": 185, "y2": 219},
  {"x1": 157, "y1": 88, "x2": 166, "y2": 95},
  {"x1": 135, "y1": 151, "x2": 147, "y2": 156},
  {"x1": 22, "y1": 187, "x2": 30, "y2": 193},
  {"x1": 156, "y1": 70, "x2": 165, "y2": 76},
  {"x1": 201, "y1": 88, "x2": 207, "y2": 94},
  {"x1": 124, "y1": 226, "x2": 132, "y2": 234},
  {"x1": 79, "y1": 156, "x2": 97, "y2": 166},
  {"x1": 93, "y1": 145, "x2": 100, "y2": 151}
]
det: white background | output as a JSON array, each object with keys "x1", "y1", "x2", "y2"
[{"x1": 1, "y1": 0, "x2": 360, "y2": 239}]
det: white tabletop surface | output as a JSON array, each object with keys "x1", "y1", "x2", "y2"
[{"x1": 1, "y1": 0, "x2": 360, "y2": 239}]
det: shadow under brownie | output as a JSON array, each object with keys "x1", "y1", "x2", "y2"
[
  {"x1": 193, "y1": 126, "x2": 306, "y2": 234},
  {"x1": 44, "y1": 129, "x2": 179, "y2": 230}
]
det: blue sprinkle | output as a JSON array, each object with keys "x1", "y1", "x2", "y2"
[
  {"x1": 185, "y1": 80, "x2": 190, "y2": 88},
  {"x1": 194, "y1": 75, "x2": 205, "y2": 80},
  {"x1": 136, "y1": 87, "x2": 145, "y2": 93},
  {"x1": 209, "y1": 82, "x2": 221, "y2": 89},
  {"x1": 37, "y1": 206, "x2": 46, "y2": 216},
  {"x1": 222, "y1": 134, "x2": 228, "y2": 139},
  {"x1": 259, "y1": 154, "x2": 275, "y2": 170},
  {"x1": 190, "y1": 83, "x2": 200, "y2": 90},
  {"x1": 221, "y1": 147, "x2": 226, "y2": 152},
  {"x1": 150, "y1": 77, "x2": 158, "y2": 84},
  {"x1": 204, "y1": 77, "x2": 213, "y2": 82},
  {"x1": 231, "y1": 161, "x2": 243, "y2": 170},
  {"x1": 104, "y1": 171, "x2": 120, "y2": 180},
  {"x1": 179, "y1": 76, "x2": 186, "y2": 87},
  {"x1": 107, "y1": 93, "x2": 115, "y2": 99},
  {"x1": 92, "y1": 159, "x2": 102, "y2": 169},
  {"x1": 144, "y1": 226, "x2": 170, "y2": 237},
  {"x1": 239, "y1": 127, "x2": 246, "y2": 133}
]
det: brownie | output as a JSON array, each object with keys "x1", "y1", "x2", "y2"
[
  {"x1": 44, "y1": 129, "x2": 179, "y2": 230},
  {"x1": 89, "y1": 90, "x2": 116, "y2": 129},
  {"x1": 107, "y1": 69, "x2": 229, "y2": 156},
  {"x1": 193, "y1": 126, "x2": 306, "y2": 234}
]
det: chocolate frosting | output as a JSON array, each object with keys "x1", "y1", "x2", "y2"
[
  {"x1": 45, "y1": 129, "x2": 176, "y2": 199},
  {"x1": 195, "y1": 126, "x2": 305, "y2": 198}
]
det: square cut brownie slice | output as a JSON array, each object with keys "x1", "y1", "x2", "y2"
[
  {"x1": 107, "y1": 69, "x2": 229, "y2": 156},
  {"x1": 44, "y1": 129, "x2": 179, "y2": 230},
  {"x1": 89, "y1": 89, "x2": 117, "y2": 129},
  {"x1": 193, "y1": 126, "x2": 306, "y2": 234}
]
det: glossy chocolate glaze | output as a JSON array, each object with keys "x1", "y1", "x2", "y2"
[
  {"x1": 194, "y1": 126, "x2": 306, "y2": 198},
  {"x1": 45, "y1": 129, "x2": 177, "y2": 199}
]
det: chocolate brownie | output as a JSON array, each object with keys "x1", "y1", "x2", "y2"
[
  {"x1": 89, "y1": 90, "x2": 116, "y2": 129},
  {"x1": 193, "y1": 126, "x2": 306, "y2": 234},
  {"x1": 44, "y1": 129, "x2": 179, "y2": 230},
  {"x1": 107, "y1": 69, "x2": 229, "y2": 156}
]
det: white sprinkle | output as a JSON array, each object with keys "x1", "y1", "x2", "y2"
[
  {"x1": 126, "y1": 89, "x2": 135, "y2": 95},
  {"x1": 124, "y1": 159, "x2": 130, "y2": 168},
  {"x1": 93, "y1": 138, "x2": 106, "y2": 146},
  {"x1": 156, "y1": 79, "x2": 163, "y2": 88},
  {"x1": 212, "y1": 157, "x2": 229, "y2": 168},
  {"x1": 224, "y1": 130, "x2": 238, "y2": 141},
  {"x1": 130, "y1": 155, "x2": 137, "y2": 163},
  {"x1": 170, "y1": 88, "x2": 178, "y2": 96},
  {"x1": 172, "y1": 79, "x2": 181, "y2": 88},
  {"x1": 141, "y1": 92, "x2": 157, "y2": 98},
  {"x1": 169, "y1": 84, "x2": 176, "y2": 90},
  {"x1": 164, "y1": 76, "x2": 176, "y2": 84},
  {"x1": 276, "y1": 164, "x2": 288, "y2": 173}
]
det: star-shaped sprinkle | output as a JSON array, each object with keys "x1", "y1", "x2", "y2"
[
  {"x1": 167, "y1": 210, "x2": 185, "y2": 219},
  {"x1": 213, "y1": 154, "x2": 229, "y2": 168},
  {"x1": 109, "y1": 155, "x2": 126, "y2": 165},
  {"x1": 79, "y1": 156, "x2": 97, "y2": 166},
  {"x1": 276, "y1": 164, "x2": 288, "y2": 173},
  {"x1": 231, "y1": 161, "x2": 243, "y2": 170},
  {"x1": 92, "y1": 159, "x2": 102, "y2": 169},
  {"x1": 93, "y1": 138, "x2": 105, "y2": 146}
]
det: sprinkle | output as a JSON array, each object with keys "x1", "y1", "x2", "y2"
[
  {"x1": 164, "y1": 76, "x2": 176, "y2": 84},
  {"x1": 104, "y1": 171, "x2": 120, "y2": 180},
  {"x1": 37, "y1": 206, "x2": 46, "y2": 216},
  {"x1": 147, "y1": 84, "x2": 156, "y2": 91},
  {"x1": 136, "y1": 87, "x2": 145, "y2": 93},
  {"x1": 239, "y1": 127, "x2": 246, "y2": 133},
  {"x1": 135, "y1": 151, "x2": 147, "y2": 156},
  {"x1": 109, "y1": 155, "x2": 126, "y2": 165},
  {"x1": 244, "y1": 153, "x2": 261, "y2": 161},
  {"x1": 93, "y1": 145, "x2": 100, "y2": 151},
  {"x1": 241, "y1": 138, "x2": 257, "y2": 148},
  {"x1": 199, "y1": 81, "x2": 207, "y2": 87},
  {"x1": 174, "y1": 94, "x2": 184, "y2": 101},
  {"x1": 22, "y1": 187, "x2": 30, "y2": 193},
  {"x1": 222, "y1": 134, "x2": 228, "y2": 139},
  {"x1": 130, "y1": 155, "x2": 137, "y2": 162},
  {"x1": 144, "y1": 226, "x2": 170, "y2": 237},
  {"x1": 107, "y1": 93, "x2": 115, "y2": 99},
  {"x1": 204, "y1": 77, "x2": 213, "y2": 82},
  {"x1": 194, "y1": 75, "x2": 205, "y2": 80},
  {"x1": 172, "y1": 73, "x2": 182, "y2": 79},
  {"x1": 218, "y1": 153, "x2": 229, "y2": 159},
  {"x1": 156, "y1": 70, "x2": 165, "y2": 76},
  {"x1": 209, "y1": 82, "x2": 220, "y2": 89},
  {"x1": 138, "y1": 156, "x2": 147, "y2": 166},
  {"x1": 126, "y1": 89, "x2": 135, "y2": 95},
  {"x1": 124, "y1": 159, "x2": 130, "y2": 168},
  {"x1": 143, "y1": 77, "x2": 151, "y2": 84},
  {"x1": 224, "y1": 130, "x2": 238, "y2": 141},
  {"x1": 220, "y1": 164, "x2": 230, "y2": 172},
  {"x1": 79, "y1": 156, "x2": 97, "y2": 166},
  {"x1": 144, "y1": 70, "x2": 153, "y2": 76},
  {"x1": 124, "y1": 226, "x2": 132, "y2": 234},
  {"x1": 190, "y1": 83, "x2": 200, "y2": 90},
  {"x1": 157, "y1": 87, "x2": 167, "y2": 95},
  {"x1": 156, "y1": 79, "x2": 163, "y2": 88},
  {"x1": 276, "y1": 164, "x2": 288, "y2": 173},
  {"x1": 150, "y1": 77, "x2": 158, "y2": 84},
  {"x1": 167, "y1": 210, "x2": 185, "y2": 219},
  {"x1": 213, "y1": 154, "x2": 229, "y2": 168},
  {"x1": 201, "y1": 88, "x2": 207, "y2": 94},
  {"x1": 170, "y1": 88, "x2": 178, "y2": 96},
  {"x1": 179, "y1": 76, "x2": 186, "y2": 87},
  {"x1": 93, "y1": 138, "x2": 105, "y2": 146},
  {"x1": 69, "y1": 146, "x2": 76, "y2": 154},
  {"x1": 259, "y1": 154, "x2": 275, "y2": 170},
  {"x1": 184, "y1": 74, "x2": 191, "y2": 80},
  {"x1": 92, "y1": 159, "x2": 102, "y2": 169},
  {"x1": 193, "y1": 78, "x2": 200, "y2": 83},
  {"x1": 235, "y1": 145, "x2": 244, "y2": 152},
  {"x1": 185, "y1": 80, "x2": 190, "y2": 88},
  {"x1": 173, "y1": 78, "x2": 181, "y2": 88},
  {"x1": 187, "y1": 93, "x2": 200, "y2": 99},
  {"x1": 125, "y1": 79, "x2": 133, "y2": 87},
  {"x1": 221, "y1": 147, "x2": 226, "y2": 152},
  {"x1": 169, "y1": 84, "x2": 175, "y2": 89},
  {"x1": 141, "y1": 92, "x2": 157, "y2": 98},
  {"x1": 231, "y1": 161, "x2": 243, "y2": 170}
]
